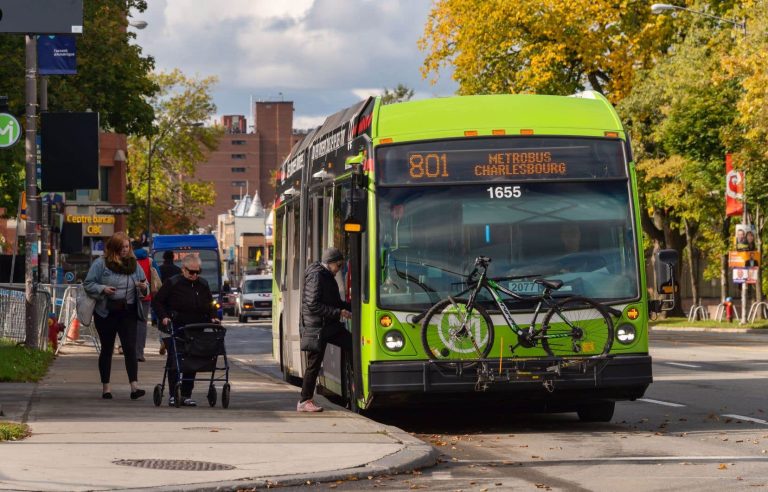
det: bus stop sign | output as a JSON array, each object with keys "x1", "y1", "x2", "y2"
[
  {"x1": 0, "y1": 113, "x2": 21, "y2": 148},
  {"x1": 0, "y1": 0, "x2": 83, "y2": 34}
]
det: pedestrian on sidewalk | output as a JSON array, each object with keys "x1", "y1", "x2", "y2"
[
  {"x1": 152, "y1": 254, "x2": 219, "y2": 407},
  {"x1": 298, "y1": 247, "x2": 352, "y2": 413},
  {"x1": 157, "y1": 250, "x2": 181, "y2": 356},
  {"x1": 159, "y1": 250, "x2": 182, "y2": 282},
  {"x1": 84, "y1": 232, "x2": 148, "y2": 400},
  {"x1": 133, "y1": 241, "x2": 160, "y2": 362}
]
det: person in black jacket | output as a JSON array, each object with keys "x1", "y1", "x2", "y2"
[
  {"x1": 159, "y1": 250, "x2": 182, "y2": 283},
  {"x1": 152, "y1": 255, "x2": 219, "y2": 406},
  {"x1": 297, "y1": 247, "x2": 352, "y2": 412}
]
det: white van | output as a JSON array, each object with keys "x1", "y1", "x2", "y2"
[{"x1": 236, "y1": 274, "x2": 273, "y2": 323}]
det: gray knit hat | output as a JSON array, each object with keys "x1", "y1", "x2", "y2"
[{"x1": 322, "y1": 247, "x2": 344, "y2": 264}]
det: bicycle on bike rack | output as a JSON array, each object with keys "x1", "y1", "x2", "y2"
[{"x1": 417, "y1": 256, "x2": 615, "y2": 373}]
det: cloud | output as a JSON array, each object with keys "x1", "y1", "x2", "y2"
[{"x1": 134, "y1": 0, "x2": 457, "y2": 121}]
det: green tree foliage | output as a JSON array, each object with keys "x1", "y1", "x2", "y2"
[
  {"x1": 127, "y1": 70, "x2": 222, "y2": 235},
  {"x1": 381, "y1": 84, "x2": 415, "y2": 105},
  {"x1": 0, "y1": 0, "x2": 157, "y2": 215}
]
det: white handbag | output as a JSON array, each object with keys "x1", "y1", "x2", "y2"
[{"x1": 76, "y1": 287, "x2": 98, "y2": 326}]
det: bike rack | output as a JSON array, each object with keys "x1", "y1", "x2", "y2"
[
  {"x1": 748, "y1": 302, "x2": 768, "y2": 323},
  {"x1": 687, "y1": 304, "x2": 708, "y2": 322},
  {"x1": 428, "y1": 356, "x2": 611, "y2": 392}
]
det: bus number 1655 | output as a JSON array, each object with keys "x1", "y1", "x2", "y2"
[{"x1": 486, "y1": 186, "x2": 522, "y2": 199}]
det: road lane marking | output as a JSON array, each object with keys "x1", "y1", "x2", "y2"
[
  {"x1": 638, "y1": 398, "x2": 686, "y2": 407},
  {"x1": 665, "y1": 362, "x2": 701, "y2": 368},
  {"x1": 656, "y1": 372, "x2": 768, "y2": 381},
  {"x1": 722, "y1": 414, "x2": 768, "y2": 425},
  {"x1": 454, "y1": 456, "x2": 768, "y2": 464},
  {"x1": 430, "y1": 471, "x2": 453, "y2": 480}
]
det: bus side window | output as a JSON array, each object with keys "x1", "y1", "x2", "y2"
[{"x1": 274, "y1": 208, "x2": 285, "y2": 289}]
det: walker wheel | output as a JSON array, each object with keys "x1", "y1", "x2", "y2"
[
  {"x1": 174, "y1": 386, "x2": 182, "y2": 408},
  {"x1": 153, "y1": 384, "x2": 163, "y2": 407},
  {"x1": 207, "y1": 385, "x2": 217, "y2": 407},
  {"x1": 221, "y1": 383, "x2": 231, "y2": 409}
]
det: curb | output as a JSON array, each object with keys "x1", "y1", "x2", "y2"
[
  {"x1": 651, "y1": 326, "x2": 766, "y2": 334},
  {"x1": 212, "y1": 357, "x2": 439, "y2": 491},
  {"x1": 172, "y1": 431, "x2": 439, "y2": 491}
]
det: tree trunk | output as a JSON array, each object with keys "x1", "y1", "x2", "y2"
[{"x1": 684, "y1": 219, "x2": 699, "y2": 309}]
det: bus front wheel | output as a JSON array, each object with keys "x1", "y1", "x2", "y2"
[{"x1": 577, "y1": 401, "x2": 615, "y2": 422}]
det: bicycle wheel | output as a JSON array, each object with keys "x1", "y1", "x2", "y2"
[
  {"x1": 540, "y1": 296, "x2": 613, "y2": 357},
  {"x1": 421, "y1": 298, "x2": 494, "y2": 365}
]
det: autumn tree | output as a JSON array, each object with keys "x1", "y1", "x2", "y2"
[
  {"x1": 126, "y1": 70, "x2": 222, "y2": 236},
  {"x1": 619, "y1": 16, "x2": 743, "y2": 308},
  {"x1": 0, "y1": 0, "x2": 157, "y2": 213},
  {"x1": 419, "y1": 0, "x2": 673, "y2": 103},
  {"x1": 381, "y1": 84, "x2": 415, "y2": 105}
]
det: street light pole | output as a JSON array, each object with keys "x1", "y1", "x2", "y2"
[
  {"x1": 146, "y1": 138, "x2": 153, "y2": 247},
  {"x1": 145, "y1": 121, "x2": 203, "y2": 246},
  {"x1": 24, "y1": 35, "x2": 39, "y2": 349}
]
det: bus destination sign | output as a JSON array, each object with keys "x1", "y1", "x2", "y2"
[{"x1": 377, "y1": 138, "x2": 626, "y2": 185}]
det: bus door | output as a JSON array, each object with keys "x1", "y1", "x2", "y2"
[{"x1": 282, "y1": 200, "x2": 303, "y2": 377}]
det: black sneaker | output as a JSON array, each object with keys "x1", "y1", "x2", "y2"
[{"x1": 182, "y1": 398, "x2": 197, "y2": 407}]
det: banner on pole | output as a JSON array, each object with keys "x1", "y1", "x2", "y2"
[
  {"x1": 726, "y1": 153, "x2": 744, "y2": 217},
  {"x1": 37, "y1": 35, "x2": 77, "y2": 75}
]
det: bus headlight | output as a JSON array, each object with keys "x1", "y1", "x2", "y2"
[
  {"x1": 616, "y1": 324, "x2": 636, "y2": 344},
  {"x1": 383, "y1": 330, "x2": 405, "y2": 351}
]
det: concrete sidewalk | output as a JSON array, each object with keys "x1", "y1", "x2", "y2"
[{"x1": 0, "y1": 336, "x2": 437, "y2": 491}]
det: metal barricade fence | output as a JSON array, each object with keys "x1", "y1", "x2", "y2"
[
  {"x1": 55, "y1": 284, "x2": 100, "y2": 354},
  {"x1": 0, "y1": 284, "x2": 52, "y2": 350}
]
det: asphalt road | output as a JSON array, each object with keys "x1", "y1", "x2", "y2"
[{"x1": 223, "y1": 319, "x2": 768, "y2": 491}]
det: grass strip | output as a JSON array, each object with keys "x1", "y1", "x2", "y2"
[
  {"x1": 0, "y1": 422, "x2": 29, "y2": 441},
  {"x1": 0, "y1": 339, "x2": 54, "y2": 382},
  {"x1": 650, "y1": 317, "x2": 768, "y2": 329}
]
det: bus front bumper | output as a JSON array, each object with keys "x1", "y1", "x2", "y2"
[{"x1": 368, "y1": 355, "x2": 652, "y2": 401}]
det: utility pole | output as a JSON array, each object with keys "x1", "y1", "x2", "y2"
[{"x1": 24, "y1": 35, "x2": 40, "y2": 348}]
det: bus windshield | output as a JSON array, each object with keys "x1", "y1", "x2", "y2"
[{"x1": 377, "y1": 179, "x2": 638, "y2": 311}]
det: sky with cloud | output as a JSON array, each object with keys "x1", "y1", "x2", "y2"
[{"x1": 132, "y1": 0, "x2": 458, "y2": 130}]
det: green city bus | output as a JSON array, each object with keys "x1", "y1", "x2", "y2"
[{"x1": 272, "y1": 92, "x2": 675, "y2": 420}]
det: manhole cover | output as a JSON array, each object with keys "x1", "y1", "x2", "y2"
[{"x1": 114, "y1": 459, "x2": 235, "y2": 471}]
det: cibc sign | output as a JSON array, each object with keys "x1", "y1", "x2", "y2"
[{"x1": 66, "y1": 214, "x2": 115, "y2": 237}]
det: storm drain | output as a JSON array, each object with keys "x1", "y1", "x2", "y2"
[{"x1": 113, "y1": 459, "x2": 235, "y2": 471}]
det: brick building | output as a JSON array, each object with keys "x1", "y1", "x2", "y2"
[{"x1": 196, "y1": 101, "x2": 296, "y2": 228}]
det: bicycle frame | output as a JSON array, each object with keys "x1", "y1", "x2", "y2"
[{"x1": 458, "y1": 264, "x2": 573, "y2": 351}]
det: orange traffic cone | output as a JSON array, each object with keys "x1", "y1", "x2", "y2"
[{"x1": 67, "y1": 318, "x2": 80, "y2": 342}]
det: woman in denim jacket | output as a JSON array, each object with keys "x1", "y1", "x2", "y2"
[{"x1": 84, "y1": 232, "x2": 149, "y2": 400}]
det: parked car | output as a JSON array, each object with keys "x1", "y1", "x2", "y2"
[
  {"x1": 236, "y1": 274, "x2": 272, "y2": 323},
  {"x1": 222, "y1": 287, "x2": 238, "y2": 316}
]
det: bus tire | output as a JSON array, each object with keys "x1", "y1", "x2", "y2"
[{"x1": 577, "y1": 401, "x2": 615, "y2": 422}]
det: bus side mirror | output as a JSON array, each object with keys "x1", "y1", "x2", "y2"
[
  {"x1": 652, "y1": 249, "x2": 678, "y2": 312},
  {"x1": 343, "y1": 153, "x2": 367, "y2": 234}
]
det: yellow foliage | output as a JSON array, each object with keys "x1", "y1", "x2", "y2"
[{"x1": 420, "y1": 0, "x2": 671, "y2": 103}]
